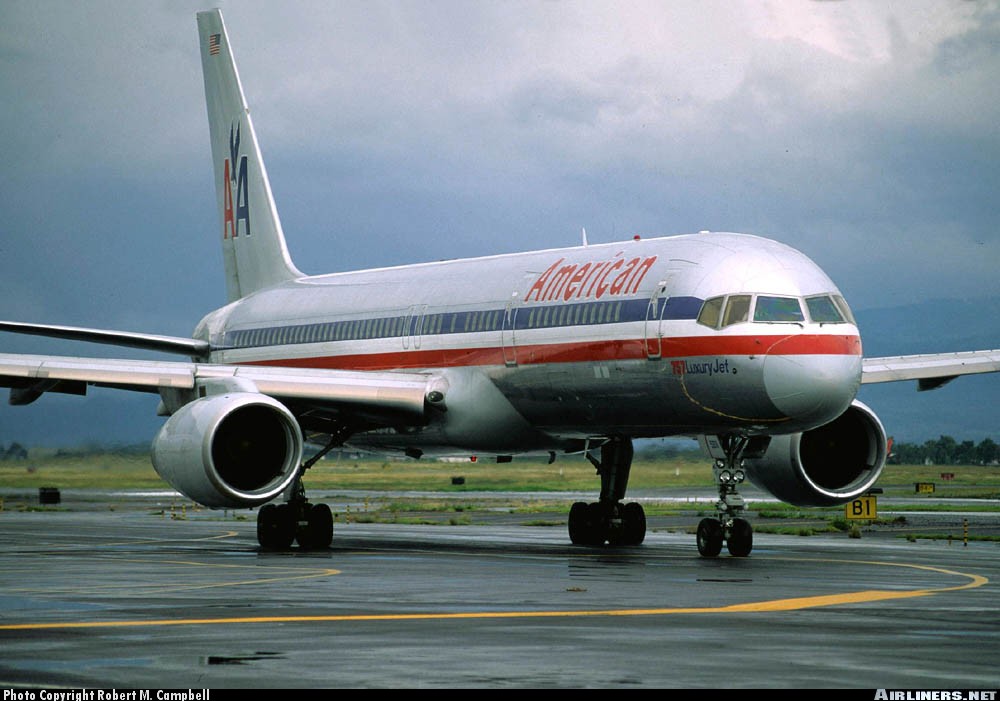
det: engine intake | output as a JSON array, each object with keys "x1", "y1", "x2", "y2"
[
  {"x1": 743, "y1": 400, "x2": 887, "y2": 506},
  {"x1": 152, "y1": 392, "x2": 303, "y2": 508}
]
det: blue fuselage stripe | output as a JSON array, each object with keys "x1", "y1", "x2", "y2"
[{"x1": 221, "y1": 297, "x2": 705, "y2": 350}]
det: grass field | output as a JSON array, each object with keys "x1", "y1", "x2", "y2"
[
  {"x1": 1, "y1": 451, "x2": 998, "y2": 499},
  {"x1": 3, "y1": 452, "x2": 997, "y2": 542}
]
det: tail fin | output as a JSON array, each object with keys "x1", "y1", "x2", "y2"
[{"x1": 197, "y1": 9, "x2": 301, "y2": 302}]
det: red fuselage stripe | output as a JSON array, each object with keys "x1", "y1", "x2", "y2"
[{"x1": 244, "y1": 334, "x2": 862, "y2": 371}]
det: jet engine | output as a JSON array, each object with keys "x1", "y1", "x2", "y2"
[
  {"x1": 151, "y1": 392, "x2": 303, "y2": 508},
  {"x1": 742, "y1": 400, "x2": 888, "y2": 507}
]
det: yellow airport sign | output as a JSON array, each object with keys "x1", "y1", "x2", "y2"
[{"x1": 845, "y1": 495, "x2": 877, "y2": 520}]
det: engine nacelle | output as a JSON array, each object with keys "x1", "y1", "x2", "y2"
[
  {"x1": 151, "y1": 392, "x2": 303, "y2": 508},
  {"x1": 742, "y1": 400, "x2": 887, "y2": 507}
]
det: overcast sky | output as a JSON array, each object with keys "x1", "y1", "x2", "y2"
[{"x1": 1, "y1": 0, "x2": 999, "y2": 445}]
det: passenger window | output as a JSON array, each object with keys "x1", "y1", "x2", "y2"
[
  {"x1": 697, "y1": 297, "x2": 724, "y2": 328},
  {"x1": 722, "y1": 295, "x2": 751, "y2": 327},
  {"x1": 755, "y1": 296, "x2": 804, "y2": 323},
  {"x1": 806, "y1": 296, "x2": 843, "y2": 323}
]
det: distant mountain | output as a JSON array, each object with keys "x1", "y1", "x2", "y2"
[{"x1": 855, "y1": 297, "x2": 1000, "y2": 357}]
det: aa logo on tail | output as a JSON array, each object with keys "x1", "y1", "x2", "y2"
[{"x1": 223, "y1": 121, "x2": 251, "y2": 239}]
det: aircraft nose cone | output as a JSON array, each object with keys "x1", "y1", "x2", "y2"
[{"x1": 763, "y1": 352, "x2": 861, "y2": 428}]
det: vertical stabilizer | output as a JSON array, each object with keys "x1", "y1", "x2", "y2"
[{"x1": 197, "y1": 9, "x2": 302, "y2": 302}]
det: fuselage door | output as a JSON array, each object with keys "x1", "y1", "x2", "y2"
[
  {"x1": 412, "y1": 304, "x2": 428, "y2": 350},
  {"x1": 402, "y1": 304, "x2": 427, "y2": 350},
  {"x1": 502, "y1": 296, "x2": 518, "y2": 367},
  {"x1": 401, "y1": 306, "x2": 414, "y2": 350},
  {"x1": 645, "y1": 280, "x2": 669, "y2": 359}
]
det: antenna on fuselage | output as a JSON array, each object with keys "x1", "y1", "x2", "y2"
[{"x1": 582, "y1": 227, "x2": 589, "y2": 247}]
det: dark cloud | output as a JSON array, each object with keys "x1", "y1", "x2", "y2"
[{"x1": 1, "y1": 1, "x2": 998, "y2": 445}]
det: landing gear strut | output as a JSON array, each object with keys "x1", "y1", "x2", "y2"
[
  {"x1": 256, "y1": 432, "x2": 344, "y2": 550},
  {"x1": 568, "y1": 437, "x2": 646, "y2": 546},
  {"x1": 696, "y1": 434, "x2": 761, "y2": 557}
]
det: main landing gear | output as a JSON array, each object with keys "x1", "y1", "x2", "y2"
[
  {"x1": 696, "y1": 434, "x2": 760, "y2": 558},
  {"x1": 568, "y1": 437, "x2": 646, "y2": 546},
  {"x1": 256, "y1": 433, "x2": 343, "y2": 550},
  {"x1": 256, "y1": 478, "x2": 334, "y2": 550}
]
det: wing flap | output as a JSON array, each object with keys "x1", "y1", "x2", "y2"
[
  {"x1": 0, "y1": 353, "x2": 440, "y2": 421},
  {"x1": 0, "y1": 354, "x2": 195, "y2": 389},
  {"x1": 862, "y1": 349, "x2": 1000, "y2": 388}
]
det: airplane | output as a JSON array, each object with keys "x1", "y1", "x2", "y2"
[{"x1": 2, "y1": 8, "x2": 999, "y2": 556}]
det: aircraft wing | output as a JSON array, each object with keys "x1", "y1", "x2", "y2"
[
  {"x1": 0, "y1": 353, "x2": 441, "y2": 422},
  {"x1": 862, "y1": 349, "x2": 1000, "y2": 391},
  {"x1": 0, "y1": 321, "x2": 210, "y2": 358}
]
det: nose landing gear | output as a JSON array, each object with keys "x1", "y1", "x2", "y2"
[{"x1": 696, "y1": 434, "x2": 767, "y2": 558}]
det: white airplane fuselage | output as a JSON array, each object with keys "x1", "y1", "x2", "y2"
[{"x1": 195, "y1": 231, "x2": 862, "y2": 455}]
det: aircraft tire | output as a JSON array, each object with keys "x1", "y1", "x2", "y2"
[
  {"x1": 726, "y1": 517, "x2": 753, "y2": 557},
  {"x1": 301, "y1": 503, "x2": 333, "y2": 549},
  {"x1": 696, "y1": 518, "x2": 723, "y2": 557},
  {"x1": 585, "y1": 502, "x2": 607, "y2": 545},
  {"x1": 568, "y1": 501, "x2": 590, "y2": 544},
  {"x1": 258, "y1": 503, "x2": 295, "y2": 550},
  {"x1": 622, "y1": 502, "x2": 646, "y2": 545}
]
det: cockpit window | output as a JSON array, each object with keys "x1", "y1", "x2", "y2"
[
  {"x1": 697, "y1": 296, "x2": 724, "y2": 328},
  {"x1": 722, "y1": 295, "x2": 751, "y2": 327},
  {"x1": 754, "y1": 296, "x2": 804, "y2": 323},
  {"x1": 805, "y1": 295, "x2": 844, "y2": 323},
  {"x1": 833, "y1": 295, "x2": 856, "y2": 324},
  {"x1": 699, "y1": 293, "x2": 852, "y2": 328}
]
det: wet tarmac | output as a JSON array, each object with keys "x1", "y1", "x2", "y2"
[{"x1": 0, "y1": 496, "x2": 997, "y2": 688}]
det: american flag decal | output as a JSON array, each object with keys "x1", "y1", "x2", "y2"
[{"x1": 209, "y1": 33, "x2": 221, "y2": 55}]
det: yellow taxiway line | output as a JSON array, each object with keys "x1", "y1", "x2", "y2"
[{"x1": 0, "y1": 558, "x2": 986, "y2": 631}]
